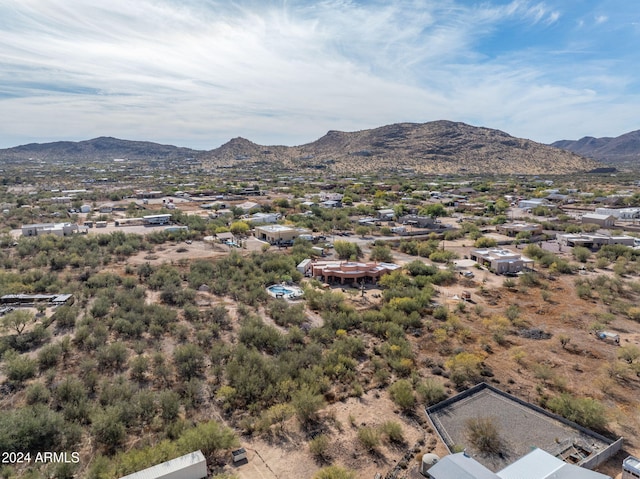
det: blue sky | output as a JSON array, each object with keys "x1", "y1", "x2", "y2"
[{"x1": 0, "y1": 0, "x2": 638, "y2": 149}]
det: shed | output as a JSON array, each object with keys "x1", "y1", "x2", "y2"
[
  {"x1": 231, "y1": 448, "x2": 247, "y2": 463},
  {"x1": 118, "y1": 450, "x2": 207, "y2": 479}
]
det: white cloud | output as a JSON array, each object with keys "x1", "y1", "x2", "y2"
[
  {"x1": 595, "y1": 15, "x2": 609, "y2": 24},
  {"x1": 0, "y1": 0, "x2": 635, "y2": 148}
]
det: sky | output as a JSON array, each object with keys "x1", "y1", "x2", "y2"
[{"x1": 0, "y1": 0, "x2": 638, "y2": 149}]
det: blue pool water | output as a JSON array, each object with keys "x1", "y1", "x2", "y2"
[{"x1": 268, "y1": 285, "x2": 294, "y2": 295}]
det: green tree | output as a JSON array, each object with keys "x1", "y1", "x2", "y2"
[
  {"x1": 229, "y1": 221, "x2": 250, "y2": 236},
  {"x1": 420, "y1": 203, "x2": 446, "y2": 218},
  {"x1": 369, "y1": 244, "x2": 393, "y2": 262},
  {"x1": 2, "y1": 309, "x2": 33, "y2": 335},
  {"x1": 333, "y1": 240, "x2": 362, "y2": 260}
]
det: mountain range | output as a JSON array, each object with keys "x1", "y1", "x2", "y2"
[
  {"x1": 0, "y1": 121, "x2": 607, "y2": 175},
  {"x1": 551, "y1": 130, "x2": 640, "y2": 167}
]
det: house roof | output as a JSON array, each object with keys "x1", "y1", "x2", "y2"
[
  {"x1": 119, "y1": 450, "x2": 206, "y2": 479},
  {"x1": 497, "y1": 448, "x2": 611, "y2": 479},
  {"x1": 427, "y1": 453, "x2": 500, "y2": 479},
  {"x1": 582, "y1": 214, "x2": 614, "y2": 220}
]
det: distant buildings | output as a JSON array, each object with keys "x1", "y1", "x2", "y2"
[
  {"x1": 247, "y1": 212, "x2": 281, "y2": 225},
  {"x1": 254, "y1": 225, "x2": 311, "y2": 244},
  {"x1": 309, "y1": 260, "x2": 400, "y2": 284},
  {"x1": 22, "y1": 223, "x2": 79, "y2": 237},
  {"x1": 595, "y1": 207, "x2": 640, "y2": 221},
  {"x1": 581, "y1": 213, "x2": 616, "y2": 228},
  {"x1": 556, "y1": 233, "x2": 637, "y2": 249},
  {"x1": 495, "y1": 222, "x2": 542, "y2": 237},
  {"x1": 470, "y1": 248, "x2": 534, "y2": 274},
  {"x1": 398, "y1": 214, "x2": 436, "y2": 228},
  {"x1": 518, "y1": 198, "x2": 548, "y2": 210}
]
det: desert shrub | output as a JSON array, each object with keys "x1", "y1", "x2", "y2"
[
  {"x1": 314, "y1": 465, "x2": 357, "y2": 479},
  {"x1": 92, "y1": 406, "x2": 127, "y2": 452},
  {"x1": 618, "y1": 345, "x2": 640, "y2": 363},
  {"x1": 429, "y1": 250, "x2": 458, "y2": 263},
  {"x1": 573, "y1": 246, "x2": 591, "y2": 263},
  {"x1": 445, "y1": 352, "x2": 483, "y2": 387},
  {"x1": 547, "y1": 393, "x2": 607, "y2": 431},
  {"x1": 519, "y1": 272, "x2": 541, "y2": 287},
  {"x1": 292, "y1": 387, "x2": 326, "y2": 426},
  {"x1": 176, "y1": 420, "x2": 238, "y2": 456},
  {"x1": 379, "y1": 420, "x2": 404, "y2": 443},
  {"x1": 388, "y1": 379, "x2": 415, "y2": 411},
  {"x1": 309, "y1": 434, "x2": 330, "y2": 460},
  {"x1": 0, "y1": 405, "x2": 77, "y2": 452},
  {"x1": 2, "y1": 350, "x2": 37, "y2": 384},
  {"x1": 357, "y1": 426, "x2": 381, "y2": 451},
  {"x1": 37, "y1": 343, "x2": 62, "y2": 371},
  {"x1": 466, "y1": 417, "x2": 503, "y2": 455},
  {"x1": 474, "y1": 237, "x2": 497, "y2": 248},
  {"x1": 416, "y1": 378, "x2": 447, "y2": 406},
  {"x1": 25, "y1": 382, "x2": 51, "y2": 405},
  {"x1": 173, "y1": 344, "x2": 206, "y2": 380}
]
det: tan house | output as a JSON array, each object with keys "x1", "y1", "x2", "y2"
[{"x1": 254, "y1": 225, "x2": 311, "y2": 244}]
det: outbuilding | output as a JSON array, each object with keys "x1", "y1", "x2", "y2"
[{"x1": 118, "y1": 450, "x2": 207, "y2": 479}]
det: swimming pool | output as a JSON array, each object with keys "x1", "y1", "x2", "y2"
[{"x1": 267, "y1": 284, "x2": 304, "y2": 299}]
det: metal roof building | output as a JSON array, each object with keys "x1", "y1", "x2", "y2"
[
  {"x1": 425, "y1": 452, "x2": 500, "y2": 479},
  {"x1": 118, "y1": 450, "x2": 206, "y2": 479},
  {"x1": 497, "y1": 448, "x2": 611, "y2": 479}
]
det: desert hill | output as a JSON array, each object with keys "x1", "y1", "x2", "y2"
[
  {"x1": 0, "y1": 136, "x2": 203, "y2": 162},
  {"x1": 552, "y1": 129, "x2": 640, "y2": 167},
  {"x1": 0, "y1": 121, "x2": 601, "y2": 174},
  {"x1": 203, "y1": 121, "x2": 600, "y2": 174}
]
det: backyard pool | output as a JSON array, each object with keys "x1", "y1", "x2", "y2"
[{"x1": 267, "y1": 284, "x2": 304, "y2": 299}]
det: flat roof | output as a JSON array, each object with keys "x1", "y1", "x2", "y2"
[
  {"x1": 427, "y1": 383, "x2": 613, "y2": 472},
  {"x1": 256, "y1": 224, "x2": 296, "y2": 232}
]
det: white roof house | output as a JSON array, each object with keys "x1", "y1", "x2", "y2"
[
  {"x1": 470, "y1": 248, "x2": 534, "y2": 274},
  {"x1": 426, "y1": 449, "x2": 612, "y2": 479},
  {"x1": 426, "y1": 452, "x2": 499, "y2": 479},
  {"x1": 497, "y1": 448, "x2": 611, "y2": 479},
  {"x1": 118, "y1": 450, "x2": 207, "y2": 479}
]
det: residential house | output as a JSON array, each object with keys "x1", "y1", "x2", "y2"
[
  {"x1": 399, "y1": 215, "x2": 436, "y2": 228},
  {"x1": 425, "y1": 449, "x2": 611, "y2": 479},
  {"x1": 470, "y1": 248, "x2": 534, "y2": 274},
  {"x1": 581, "y1": 213, "x2": 616, "y2": 228}
]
